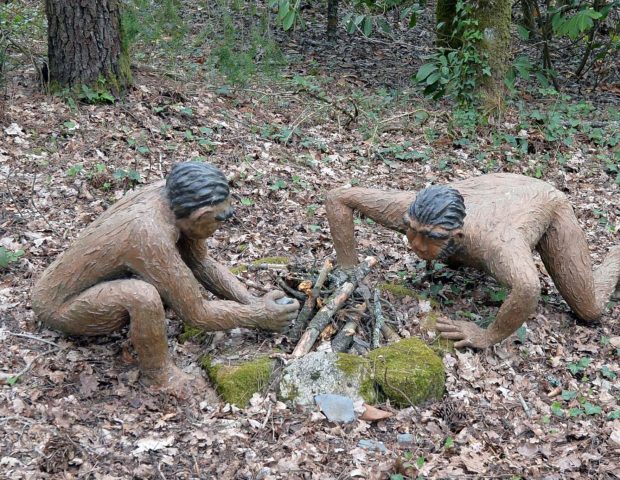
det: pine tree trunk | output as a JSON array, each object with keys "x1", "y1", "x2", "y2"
[{"x1": 45, "y1": 0, "x2": 131, "y2": 92}]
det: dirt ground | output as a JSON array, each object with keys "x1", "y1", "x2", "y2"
[{"x1": 1, "y1": 4, "x2": 620, "y2": 479}]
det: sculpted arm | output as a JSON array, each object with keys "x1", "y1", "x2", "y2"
[
  {"x1": 325, "y1": 187, "x2": 415, "y2": 267},
  {"x1": 437, "y1": 239, "x2": 541, "y2": 348},
  {"x1": 179, "y1": 237, "x2": 255, "y2": 304},
  {"x1": 129, "y1": 244, "x2": 288, "y2": 331}
]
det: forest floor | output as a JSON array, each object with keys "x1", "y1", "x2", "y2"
[{"x1": 1, "y1": 2, "x2": 620, "y2": 479}]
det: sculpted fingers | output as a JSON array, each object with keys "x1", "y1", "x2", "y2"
[{"x1": 439, "y1": 331, "x2": 466, "y2": 340}]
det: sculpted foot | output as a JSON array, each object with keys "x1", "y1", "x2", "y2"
[
  {"x1": 141, "y1": 363, "x2": 217, "y2": 402},
  {"x1": 435, "y1": 318, "x2": 495, "y2": 349}
]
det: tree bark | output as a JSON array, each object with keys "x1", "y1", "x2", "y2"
[
  {"x1": 474, "y1": 0, "x2": 512, "y2": 103},
  {"x1": 45, "y1": 0, "x2": 131, "y2": 92},
  {"x1": 327, "y1": 0, "x2": 338, "y2": 41}
]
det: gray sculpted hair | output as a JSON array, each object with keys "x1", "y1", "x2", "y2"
[
  {"x1": 165, "y1": 161, "x2": 230, "y2": 218},
  {"x1": 408, "y1": 185, "x2": 466, "y2": 231}
]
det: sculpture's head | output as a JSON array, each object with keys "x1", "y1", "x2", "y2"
[
  {"x1": 403, "y1": 185, "x2": 466, "y2": 260},
  {"x1": 165, "y1": 161, "x2": 233, "y2": 239}
]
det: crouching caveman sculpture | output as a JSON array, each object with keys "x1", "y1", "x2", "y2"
[
  {"x1": 326, "y1": 173, "x2": 620, "y2": 349},
  {"x1": 32, "y1": 162, "x2": 299, "y2": 394}
]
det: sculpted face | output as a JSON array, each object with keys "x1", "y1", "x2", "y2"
[
  {"x1": 176, "y1": 197, "x2": 234, "y2": 239},
  {"x1": 403, "y1": 215, "x2": 460, "y2": 261}
]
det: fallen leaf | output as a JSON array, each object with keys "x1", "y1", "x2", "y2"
[{"x1": 359, "y1": 404, "x2": 392, "y2": 422}]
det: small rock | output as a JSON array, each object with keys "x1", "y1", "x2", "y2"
[
  {"x1": 610, "y1": 430, "x2": 620, "y2": 447},
  {"x1": 358, "y1": 439, "x2": 388, "y2": 453},
  {"x1": 315, "y1": 394, "x2": 357, "y2": 423},
  {"x1": 397, "y1": 433, "x2": 414, "y2": 445}
]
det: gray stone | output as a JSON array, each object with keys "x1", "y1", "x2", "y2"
[
  {"x1": 397, "y1": 433, "x2": 414, "y2": 445},
  {"x1": 358, "y1": 439, "x2": 388, "y2": 453},
  {"x1": 315, "y1": 394, "x2": 356, "y2": 423},
  {"x1": 278, "y1": 351, "x2": 369, "y2": 406}
]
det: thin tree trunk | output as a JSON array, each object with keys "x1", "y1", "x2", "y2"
[
  {"x1": 327, "y1": 0, "x2": 338, "y2": 41},
  {"x1": 46, "y1": 0, "x2": 131, "y2": 92}
]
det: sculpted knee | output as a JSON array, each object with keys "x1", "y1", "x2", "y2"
[
  {"x1": 325, "y1": 188, "x2": 347, "y2": 212},
  {"x1": 125, "y1": 280, "x2": 163, "y2": 312}
]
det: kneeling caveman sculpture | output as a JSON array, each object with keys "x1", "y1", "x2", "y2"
[
  {"x1": 326, "y1": 173, "x2": 620, "y2": 349},
  {"x1": 32, "y1": 162, "x2": 299, "y2": 392}
]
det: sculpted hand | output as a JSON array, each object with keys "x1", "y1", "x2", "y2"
[
  {"x1": 255, "y1": 290, "x2": 300, "y2": 332},
  {"x1": 435, "y1": 318, "x2": 494, "y2": 349}
]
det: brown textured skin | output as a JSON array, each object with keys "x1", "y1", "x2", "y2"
[
  {"x1": 326, "y1": 173, "x2": 620, "y2": 349},
  {"x1": 31, "y1": 181, "x2": 299, "y2": 394}
]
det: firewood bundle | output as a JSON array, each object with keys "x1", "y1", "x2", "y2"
[{"x1": 276, "y1": 256, "x2": 400, "y2": 358}]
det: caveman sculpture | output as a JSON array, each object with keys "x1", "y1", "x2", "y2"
[
  {"x1": 32, "y1": 162, "x2": 299, "y2": 392},
  {"x1": 326, "y1": 173, "x2": 620, "y2": 349}
]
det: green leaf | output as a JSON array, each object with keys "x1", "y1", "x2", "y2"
[
  {"x1": 444, "y1": 437, "x2": 454, "y2": 449},
  {"x1": 561, "y1": 390, "x2": 577, "y2": 401},
  {"x1": 282, "y1": 10, "x2": 295, "y2": 30},
  {"x1": 584, "y1": 402, "x2": 602, "y2": 415},
  {"x1": 240, "y1": 197, "x2": 254, "y2": 206},
  {"x1": 551, "y1": 401, "x2": 564, "y2": 417},
  {"x1": 362, "y1": 17, "x2": 373, "y2": 36},
  {"x1": 416, "y1": 63, "x2": 438, "y2": 82},
  {"x1": 607, "y1": 410, "x2": 620, "y2": 419},
  {"x1": 517, "y1": 25, "x2": 530, "y2": 40},
  {"x1": 426, "y1": 71, "x2": 441, "y2": 85},
  {"x1": 568, "y1": 407, "x2": 583, "y2": 417}
]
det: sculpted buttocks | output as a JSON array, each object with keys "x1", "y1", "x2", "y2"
[
  {"x1": 326, "y1": 173, "x2": 620, "y2": 349},
  {"x1": 32, "y1": 162, "x2": 299, "y2": 396}
]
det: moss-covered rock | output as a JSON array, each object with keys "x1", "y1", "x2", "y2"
[
  {"x1": 278, "y1": 351, "x2": 377, "y2": 405},
  {"x1": 336, "y1": 354, "x2": 378, "y2": 404},
  {"x1": 368, "y1": 338, "x2": 445, "y2": 407},
  {"x1": 201, "y1": 356, "x2": 275, "y2": 407}
]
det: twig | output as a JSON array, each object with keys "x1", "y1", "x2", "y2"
[
  {"x1": 0, "y1": 350, "x2": 56, "y2": 385},
  {"x1": 276, "y1": 277, "x2": 307, "y2": 301},
  {"x1": 331, "y1": 303, "x2": 366, "y2": 353},
  {"x1": 8, "y1": 332, "x2": 62, "y2": 348},
  {"x1": 287, "y1": 259, "x2": 333, "y2": 343},
  {"x1": 248, "y1": 263, "x2": 289, "y2": 271},
  {"x1": 518, "y1": 394, "x2": 532, "y2": 418},
  {"x1": 292, "y1": 282, "x2": 356, "y2": 358},
  {"x1": 372, "y1": 290, "x2": 385, "y2": 349},
  {"x1": 292, "y1": 257, "x2": 378, "y2": 357}
]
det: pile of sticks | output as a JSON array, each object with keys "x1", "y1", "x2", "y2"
[{"x1": 274, "y1": 256, "x2": 400, "y2": 358}]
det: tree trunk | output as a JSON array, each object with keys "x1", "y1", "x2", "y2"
[
  {"x1": 327, "y1": 0, "x2": 338, "y2": 41},
  {"x1": 475, "y1": 0, "x2": 512, "y2": 104},
  {"x1": 45, "y1": 0, "x2": 131, "y2": 92}
]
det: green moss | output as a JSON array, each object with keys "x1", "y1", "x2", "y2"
[
  {"x1": 368, "y1": 338, "x2": 445, "y2": 407},
  {"x1": 229, "y1": 265, "x2": 248, "y2": 275},
  {"x1": 201, "y1": 356, "x2": 275, "y2": 407},
  {"x1": 251, "y1": 256, "x2": 289, "y2": 266},
  {"x1": 420, "y1": 313, "x2": 455, "y2": 355},
  {"x1": 378, "y1": 282, "x2": 420, "y2": 299},
  {"x1": 336, "y1": 354, "x2": 379, "y2": 404},
  {"x1": 178, "y1": 325, "x2": 209, "y2": 343}
]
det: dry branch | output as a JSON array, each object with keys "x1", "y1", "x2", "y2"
[
  {"x1": 292, "y1": 256, "x2": 378, "y2": 357},
  {"x1": 331, "y1": 303, "x2": 366, "y2": 353},
  {"x1": 292, "y1": 282, "x2": 356, "y2": 358},
  {"x1": 372, "y1": 289, "x2": 384, "y2": 349},
  {"x1": 287, "y1": 259, "x2": 333, "y2": 342}
]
